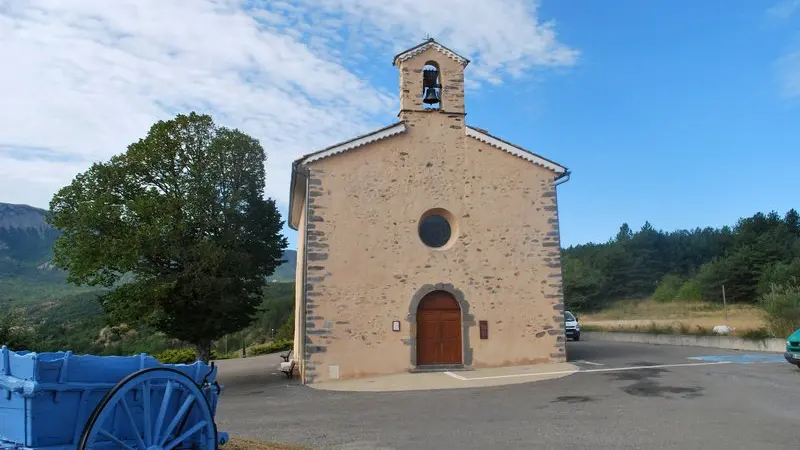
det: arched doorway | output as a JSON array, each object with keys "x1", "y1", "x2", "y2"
[{"x1": 416, "y1": 290, "x2": 463, "y2": 366}]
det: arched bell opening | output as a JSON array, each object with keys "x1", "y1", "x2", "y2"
[{"x1": 422, "y1": 61, "x2": 441, "y2": 110}]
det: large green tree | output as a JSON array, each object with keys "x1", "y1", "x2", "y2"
[{"x1": 48, "y1": 112, "x2": 288, "y2": 361}]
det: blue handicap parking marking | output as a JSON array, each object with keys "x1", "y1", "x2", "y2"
[{"x1": 688, "y1": 354, "x2": 787, "y2": 364}]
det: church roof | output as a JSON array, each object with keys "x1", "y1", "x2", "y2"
[
  {"x1": 392, "y1": 38, "x2": 470, "y2": 67},
  {"x1": 296, "y1": 122, "x2": 408, "y2": 165},
  {"x1": 288, "y1": 121, "x2": 569, "y2": 230},
  {"x1": 465, "y1": 126, "x2": 568, "y2": 175}
]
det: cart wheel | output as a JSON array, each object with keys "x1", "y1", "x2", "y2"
[{"x1": 78, "y1": 367, "x2": 218, "y2": 450}]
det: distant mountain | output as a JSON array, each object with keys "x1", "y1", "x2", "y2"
[
  {"x1": 270, "y1": 249, "x2": 297, "y2": 282},
  {"x1": 0, "y1": 203, "x2": 62, "y2": 279},
  {"x1": 0, "y1": 202, "x2": 297, "y2": 282}
]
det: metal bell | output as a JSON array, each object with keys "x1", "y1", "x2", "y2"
[
  {"x1": 423, "y1": 87, "x2": 441, "y2": 105},
  {"x1": 422, "y1": 65, "x2": 441, "y2": 105}
]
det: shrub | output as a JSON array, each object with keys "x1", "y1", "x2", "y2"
[
  {"x1": 757, "y1": 260, "x2": 800, "y2": 296},
  {"x1": 154, "y1": 348, "x2": 224, "y2": 364},
  {"x1": 739, "y1": 327, "x2": 773, "y2": 340},
  {"x1": 0, "y1": 307, "x2": 33, "y2": 350},
  {"x1": 275, "y1": 313, "x2": 295, "y2": 342},
  {"x1": 674, "y1": 279, "x2": 703, "y2": 302},
  {"x1": 652, "y1": 274, "x2": 683, "y2": 302},
  {"x1": 759, "y1": 283, "x2": 800, "y2": 338},
  {"x1": 249, "y1": 339, "x2": 292, "y2": 357},
  {"x1": 155, "y1": 348, "x2": 197, "y2": 364}
]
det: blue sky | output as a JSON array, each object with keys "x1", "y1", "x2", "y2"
[
  {"x1": 1, "y1": 0, "x2": 798, "y2": 250},
  {"x1": 475, "y1": 0, "x2": 800, "y2": 248}
]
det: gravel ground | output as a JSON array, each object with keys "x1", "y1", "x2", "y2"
[
  {"x1": 226, "y1": 437, "x2": 309, "y2": 450},
  {"x1": 215, "y1": 342, "x2": 800, "y2": 450}
]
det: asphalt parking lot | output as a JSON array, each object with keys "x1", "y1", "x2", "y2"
[{"x1": 215, "y1": 341, "x2": 800, "y2": 450}]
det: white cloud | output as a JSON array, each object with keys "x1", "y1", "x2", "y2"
[
  {"x1": 0, "y1": 0, "x2": 577, "y2": 212},
  {"x1": 765, "y1": 2, "x2": 800, "y2": 101},
  {"x1": 766, "y1": 0, "x2": 800, "y2": 20},
  {"x1": 277, "y1": 0, "x2": 579, "y2": 83}
]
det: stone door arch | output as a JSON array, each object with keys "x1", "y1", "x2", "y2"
[{"x1": 407, "y1": 283, "x2": 474, "y2": 369}]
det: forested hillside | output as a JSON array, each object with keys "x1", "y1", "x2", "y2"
[
  {"x1": 1, "y1": 279, "x2": 295, "y2": 357},
  {"x1": 1, "y1": 201, "x2": 298, "y2": 356},
  {"x1": 562, "y1": 209, "x2": 800, "y2": 311}
]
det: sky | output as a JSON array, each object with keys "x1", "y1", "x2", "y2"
[{"x1": 1, "y1": 0, "x2": 799, "y2": 250}]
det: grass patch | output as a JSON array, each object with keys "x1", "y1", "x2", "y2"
[
  {"x1": 584, "y1": 320, "x2": 788, "y2": 339},
  {"x1": 582, "y1": 321, "x2": 715, "y2": 336},
  {"x1": 581, "y1": 299, "x2": 762, "y2": 321},
  {"x1": 226, "y1": 437, "x2": 310, "y2": 450},
  {"x1": 579, "y1": 299, "x2": 766, "y2": 335}
]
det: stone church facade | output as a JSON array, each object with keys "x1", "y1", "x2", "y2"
[{"x1": 288, "y1": 39, "x2": 570, "y2": 384}]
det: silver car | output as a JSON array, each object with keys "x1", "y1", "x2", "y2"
[{"x1": 565, "y1": 310, "x2": 581, "y2": 341}]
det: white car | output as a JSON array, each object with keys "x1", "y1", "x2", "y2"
[{"x1": 565, "y1": 310, "x2": 581, "y2": 341}]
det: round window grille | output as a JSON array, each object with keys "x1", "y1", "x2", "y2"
[{"x1": 418, "y1": 213, "x2": 452, "y2": 248}]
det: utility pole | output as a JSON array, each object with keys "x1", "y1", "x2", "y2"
[{"x1": 722, "y1": 284, "x2": 728, "y2": 327}]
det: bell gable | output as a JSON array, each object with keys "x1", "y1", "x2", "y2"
[{"x1": 394, "y1": 39, "x2": 468, "y2": 117}]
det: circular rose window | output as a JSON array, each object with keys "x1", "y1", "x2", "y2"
[{"x1": 418, "y1": 209, "x2": 456, "y2": 249}]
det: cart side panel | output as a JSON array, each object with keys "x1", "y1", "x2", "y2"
[
  {"x1": 0, "y1": 385, "x2": 102, "y2": 448},
  {"x1": 64, "y1": 354, "x2": 158, "y2": 383},
  {"x1": 29, "y1": 390, "x2": 103, "y2": 448},
  {"x1": 0, "y1": 388, "x2": 29, "y2": 445}
]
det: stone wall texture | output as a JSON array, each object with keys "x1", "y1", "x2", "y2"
[{"x1": 295, "y1": 46, "x2": 566, "y2": 384}]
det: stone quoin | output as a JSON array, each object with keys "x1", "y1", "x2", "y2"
[{"x1": 287, "y1": 38, "x2": 571, "y2": 384}]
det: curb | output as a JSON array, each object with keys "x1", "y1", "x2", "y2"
[{"x1": 583, "y1": 331, "x2": 786, "y2": 353}]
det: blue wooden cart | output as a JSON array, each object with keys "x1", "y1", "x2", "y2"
[{"x1": 0, "y1": 346, "x2": 229, "y2": 450}]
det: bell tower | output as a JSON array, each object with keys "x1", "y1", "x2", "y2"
[{"x1": 392, "y1": 38, "x2": 470, "y2": 120}]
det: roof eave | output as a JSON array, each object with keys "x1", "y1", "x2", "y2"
[
  {"x1": 300, "y1": 122, "x2": 407, "y2": 165},
  {"x1": 392, "y1": 38, "x2": 470, "y2": 67},
  {"x1": 287, "y1": 161, "x2": 305, "y2": 231},
  {"x1": 554, "y1": 169, "x2": 571, "y2": 185},
  {"x1": 465, "y1": 126, "x2": 569, "y2": 176}
]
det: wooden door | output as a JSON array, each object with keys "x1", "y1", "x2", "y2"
[{"x1": 416, "y1": 291, "x2": 462, "y2": 365}]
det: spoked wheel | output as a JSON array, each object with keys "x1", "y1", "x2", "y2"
[{"x1": 78, "y1": 367, "x2": 218, "y2": 450}]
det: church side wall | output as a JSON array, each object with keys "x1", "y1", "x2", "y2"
[
  {"x1": 300, "y1": 112, "x2": 566, "y2": 383},
  {"x1": 292, "y1": 195, "x2": 306, "y2": 377}
]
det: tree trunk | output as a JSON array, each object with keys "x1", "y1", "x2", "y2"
[{"x1": 194, "y1": 341, "x2": 212, "y2": 364}]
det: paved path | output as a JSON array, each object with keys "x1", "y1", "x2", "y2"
[
  {"x1": 215, "y1": 342, "x2": 800, "y2": 450},
  {"x1": 310, "y1": 362, "x2": 579, "y2": 392}
]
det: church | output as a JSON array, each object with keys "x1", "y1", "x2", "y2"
[{"x1": 288, "y1": 39, "x2": 570, "y2": 384}]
